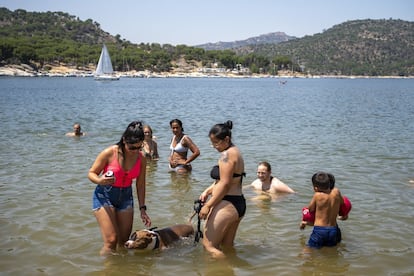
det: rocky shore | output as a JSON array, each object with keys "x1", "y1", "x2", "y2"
[{"x1": 0, "y1": 64, "x2": 411, "y2": 79}]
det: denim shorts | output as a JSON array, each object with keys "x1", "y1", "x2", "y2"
[{"x1": 92, "y1": 185, "x2": 133, "y2": 211}]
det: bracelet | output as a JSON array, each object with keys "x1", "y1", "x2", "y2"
[{"x1": 139, "y1": 205, "x2": 147, "y2": 211}]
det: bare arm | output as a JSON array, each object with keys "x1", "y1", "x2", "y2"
[
  {"x1": 182, "y1": 135, "x2": 200, "y2": 165},
  {"x1": 152, "y1": 140, "x2": 159, "y2": 159},
  {"x1": 87, "y1": 146, "x2": 114, "y2": 186},
  {"x1": 300, "y1": 194, "x2": 317, "y2": 229},
  {"x1": 200, "y1": 182, "x2": 215, "y2": 202},
  {"x1": 136, "y1": 153, "x2": 151, "y2": 227},
  {"x1": 271, "y1": 177, "x2": 296, "y2": 193},
  {"x1": 199, "y1": 153, "x2": 233, "y2": 219},
  {"x1": 308, "y1": 194, "x2": 317, "y2": 212}
]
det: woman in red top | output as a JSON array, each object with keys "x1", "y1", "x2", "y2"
[{"x1": 88, "y1": 121, "x2": 151, "y2": 256}]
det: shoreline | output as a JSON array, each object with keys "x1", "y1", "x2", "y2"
[{"x1": 0, "y1": 64, "x2": 412, "y2": 79}]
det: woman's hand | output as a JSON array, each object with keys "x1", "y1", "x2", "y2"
[
  {"x1": 199, "y1": 204, "x2": 211, "y2": 220},
  {"x1": 199, "y1": 191, "x2": 209, "y2": 203},
  {"x1": 99, "y1": 174, "x2": 115, "y2": 185},
  {"x1": 140, "y1": 211, "x2": 151, "y2": 227}
]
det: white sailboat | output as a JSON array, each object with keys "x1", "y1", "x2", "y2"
[{"x1": 94, "y1": 44, "x2": 119, "y2": 80}]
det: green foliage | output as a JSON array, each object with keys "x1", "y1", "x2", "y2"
[{"x1": 0, "y1": 8, "x2": 413, "y2": 76}]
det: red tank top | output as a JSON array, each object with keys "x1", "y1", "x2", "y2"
[{"x1": 104, "y1": 146, "x2": 142, "y2": 188}]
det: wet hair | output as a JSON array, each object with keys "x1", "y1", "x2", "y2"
[
  {"x1": 170, "y1": 119, "x2": 184, "y2": 132},
  {"x1": 311, "y1": 171, "x2": 331, "y2": 190},
  {"x1": 116, "y1": 121, "x2": 145, "y2": 151},
  {"x1": 209, "y1": 120, "x2": 233, "y2": 140},
  {"x1": 328, "y1": 173, "x2": 335, "y2": 189},
  {"x1": 258, "y1": 161, "x2": 271, "y2": 172}
]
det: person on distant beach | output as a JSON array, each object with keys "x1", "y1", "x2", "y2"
[
  {"x1": 66, "y1": 123, "x2": 85, "y2": 137},
  {"x1": 300, "y1": 171, "x2": 347, "y2": 249},
  {"x1": 141, "y1": 125, "x2": 159, "y2": 161},
  {"x1": 249, "y1": 161, "x2": 295, "y2": 194},
  {"x1": 88, "y1": 121, "x2": 151, "y2": 256},
  {"x1": 168, "y1": 119, "x2": 200, "y2": 174},
  {"x1": 199, "y1": 120, "x2": 246, "y2": 258}
]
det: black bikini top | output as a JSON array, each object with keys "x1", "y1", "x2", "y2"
[{"x1": 210, "y1": 165, "x2": 246, "y2": 180}]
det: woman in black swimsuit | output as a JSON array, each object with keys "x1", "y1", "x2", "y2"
[{"x1": 199, "y1": 120, "x2": 246, "y2": 258}]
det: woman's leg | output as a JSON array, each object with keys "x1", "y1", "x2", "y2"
[
  {"x1": 94, "y1": 206, "x2": 118, "y2": 256},
  {"x1": 116, "y1": 208, "x2": 134, "y2": 247},
  {"x1": 221, "y1": 218, "x2": 242, "y2": 249},
  {"x1": 203, "y1": 201, "x2": 238, "y2": 258}
]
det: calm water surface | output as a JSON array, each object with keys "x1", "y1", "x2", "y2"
[{"x1": 1, "y1": 77, "x2": 413, "y2": 275}]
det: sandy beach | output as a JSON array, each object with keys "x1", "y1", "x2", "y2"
[{"x1": 0, "y1": 64, "x2": 412, "y2": 79}]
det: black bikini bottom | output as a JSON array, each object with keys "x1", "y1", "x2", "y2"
[{"x1": 222, "y1": 194, "x2": 246, "y2": 218}]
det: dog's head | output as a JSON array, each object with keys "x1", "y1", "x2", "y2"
[{"x1": 124, "y1": 229, "x2": 159, "y2": 250}]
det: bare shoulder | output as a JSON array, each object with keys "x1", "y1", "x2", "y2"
[
  {"x1": 224, "y1": 146, "x2": 241, "y2": 161},
  {"x1": 251, "y1": 179, "x2": 261, "y2": 187},
  {"x1": 101, "y1": 145, "x2": 116, "y2": 157},
  {"x1": 219, "y1": 150, "x2": 230, "y2": 163},
  {"x1": 314, "y1": 191, "x2": 329, "y2": 202},
  {"x1": 182, "y1": 134, "x2": 191, "y2": 143},
  {"x1": 271, "y1": 176, "x2": 285, "y2": 185},
  {"x1": 330, "y1": 187, "x2": 342, "y2": 197}
]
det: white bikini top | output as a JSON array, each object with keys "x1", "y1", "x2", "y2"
[{"x1": 170, "y1": 135, "x2": 188, "y2": 154}]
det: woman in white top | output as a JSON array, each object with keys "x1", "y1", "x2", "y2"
[{"x1": 168, "y1": 119, "x2": 200, "y2": 174}]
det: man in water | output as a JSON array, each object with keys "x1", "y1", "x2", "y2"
[{"x1": 66, "y1": 123, "x2": 85, "y2": 137}]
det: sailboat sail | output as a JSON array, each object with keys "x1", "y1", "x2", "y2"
[{"x1": 94, "y1": 44, "x2": 119, "y2": 80}]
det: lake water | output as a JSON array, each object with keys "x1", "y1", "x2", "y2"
[{"x1": 0, "y1": 76, "x2": 413, "y2": 275}]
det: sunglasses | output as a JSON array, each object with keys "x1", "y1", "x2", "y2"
[
  {"x1": 126, "y1": 143, "x2": 143, "y2": 151},
  {"x1": 211, "y1": 139, "x2": 224, "y2": 147}
]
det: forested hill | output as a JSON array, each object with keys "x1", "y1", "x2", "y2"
[
  {"x1": 1, "y1": 7, "x2": 413, "y2": 76},
  {"x1": 234, "y1": 19, "x2": 414, "y2": 76},
  {"x1": 0, "y1": 8, "x2": 116, "y2": 44}
]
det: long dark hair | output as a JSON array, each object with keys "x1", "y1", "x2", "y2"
[
  {"x1": 209, "y1": 120, "x2": 233, "y2": 140},
  {"x1": 116, "y1": 121, "x2": 145, "y2": 152},
  {"x1": 169, "y1": 118, "x2": 184, "y2": 132}
]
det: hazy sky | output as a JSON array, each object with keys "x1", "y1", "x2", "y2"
[{"x1": 2, "y1": 0, "x2": 413, "y2": 45}]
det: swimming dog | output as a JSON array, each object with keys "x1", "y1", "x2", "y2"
[{"x1": 124, "y1": 224, "x2": 194, "y2": 250}]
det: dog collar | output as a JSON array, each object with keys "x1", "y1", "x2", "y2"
[
  {"x1": 153, "y1": 232, "x2": 160, "y2": 250},
  {"x1": 145, "y1": 230, "x2": 160, "y2": 250}
]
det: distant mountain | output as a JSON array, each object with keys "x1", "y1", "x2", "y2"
[{"x1": 194, "y1": 32, "x2": 296, "y2": 50}]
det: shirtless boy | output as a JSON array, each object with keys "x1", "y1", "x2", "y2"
[{"x1": 300, "y1": 171, "x2": 346, "y2": 248}]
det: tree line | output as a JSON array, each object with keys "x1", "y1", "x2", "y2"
[
  {"x1": 1, "y1": 8, "x2": 413, "y2": 76},
  {"x1": 0, "y1": 8, "x2": 296, "y2": 74}
]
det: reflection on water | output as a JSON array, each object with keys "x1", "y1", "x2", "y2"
[{"x1": 0, "y1": 77, "x2": 414, "y2": 275}]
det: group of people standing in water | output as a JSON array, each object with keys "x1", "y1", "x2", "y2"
[{"x1": 80, "y1": 118, "x2": 346, "y2": 258}]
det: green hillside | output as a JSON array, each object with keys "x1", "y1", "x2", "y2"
[{"x1": 235, "y1": 19, "x2": 414, "y2": 76}]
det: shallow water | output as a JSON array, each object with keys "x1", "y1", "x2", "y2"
[{"x1": 0, "y1": 77, "x2": 413, "y2": 275}]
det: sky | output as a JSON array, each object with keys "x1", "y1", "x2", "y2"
[{"x1": 1, "y1": 0, "x2": 413, "y2": 46}]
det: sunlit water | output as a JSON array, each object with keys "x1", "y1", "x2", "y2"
[{"x1": 0, "y1": 77, "x2": 413, "y2": 275}]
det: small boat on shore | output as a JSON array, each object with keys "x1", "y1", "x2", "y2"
[{"x1": 94, "y1": 44, "x2": 119, "y2": 80}]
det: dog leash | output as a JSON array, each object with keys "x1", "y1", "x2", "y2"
[{"x1": 193, "y1": 199, "x2": 204, "y2": 244}]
